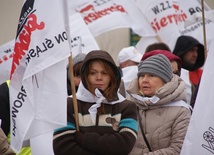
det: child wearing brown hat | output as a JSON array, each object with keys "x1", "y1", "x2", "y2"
[{"x1": 53, "y1": 50, "x2": 138, "y2": 155}]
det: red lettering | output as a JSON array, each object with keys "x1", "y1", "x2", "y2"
[
  {"x1": 10, "y1": 13, "x2": 45, "y2": 79},
  {"x1": 151, "y1": 11, "x2": 187, "y2": 32},
  {"x1": 167, "y1": 15, "x2": 174, "y2": 23},
  {"x1": 79, "y1": 5, "x2": 94, "y2": 13},
  {"x1": 160, "y1": 17, "x2": 167, "y2": 27},
  {"x1": 173, "y1": 4, "x2": 179, "y2": 11},
  {"x1": 3, "y1": 55, "x2": 8, "y2": 61},
  {"x1": 0, "y1": 54, "x2": 13, "y2": 65},
  {"x1": 9, "y1": 53, "x2": 13, "y2": 58},
  {"x1": 80, "y1": 4, "x2": 126, "y2": 24},
  {"x1": 181, "y1": 10, "x2": 187, "y2": 20},
  {"x1": 27, "y1": 14, "x2": 45, "y2": 30},
  {"x1": 115, "y1": 5, "x2": 126, "y2": 13}
]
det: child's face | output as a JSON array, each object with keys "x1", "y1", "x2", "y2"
[{"x1": 88, "y1": 60, "x2": 111, "y2": 93}]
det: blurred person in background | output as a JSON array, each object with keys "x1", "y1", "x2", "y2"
[
  {"x1": 117, "y1": 46, "x2": 142, "y2": 97},
  {"x1": 173, "y1": 35, "x2": 205, "y2": 105}
]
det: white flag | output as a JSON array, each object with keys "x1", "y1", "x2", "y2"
[
  {"x1": 135, "y1": 0, "x2": 182, "y2": 49},
  {"x1": 69, "y1": 13, "x2": 99, "y2": 57},
  {"x1": 68, "y1": 0, "x2": 132, "y2": 37},
  {"x1": 9, "y1": 0, "x2": 70, "y2": 152},
  {"x1": 135, "y1": 0, "x2": 214, "y2": 51},
  {"x1": 180, "y1": 40, "x2": 214, "y2": 154},
  {"x1": 135, "y1": 36, "x2": 159, "y2": 54},
  {"x1": 178, "y1": 0, "x2": 214, "y2": 50},
  {"x1": 67, "y1": 0, "x2": 156, "y2": 38},
  {"x1": 114, "y1": 0, "x2": 156, "y2": 37},
  {"x1": 0, "y1": 40, "x2": 14, "y2": 84}
]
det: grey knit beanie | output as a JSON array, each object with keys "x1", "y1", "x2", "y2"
[
  {"x1": 73, "y1": 53, "x2": 86, "y2": 66},
  {"x1": 138, "y1": 54, "x2": 173, "y2": 83}
]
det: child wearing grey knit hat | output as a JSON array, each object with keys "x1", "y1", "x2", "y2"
[
  {"x1": 67, "y1": 53, "x2": 86, "y2": 95},
  {"x1": 68, "y1": 53, "x2": 86, "y2": 79},
  {"x1": 137, "y1": 54, "x2": 173, "y2": 83}
]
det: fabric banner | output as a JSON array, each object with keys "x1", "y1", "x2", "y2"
[
  {"x1": 9, "y1": 0, "x2": 70, "y2": 152},
  {"x1": 178, "y1": 0, "x2": 214, "y2": 51},
  {"x1": 69, "y1": 13, "x2": 99, "y2": 57},
  {"x1": 135, "y1": 0, "x2": 182, "y2": 49},
  {"x1": 115, "y1": 0, "x2": 156, "y2": 37},
  {"x1": 135, "y1": 0, "x2": 214, "y2": 51},
  {"x1": 135, "y1": 36, "x2": 159, "y2": 54},
  {"x1": 67, "y1": 0, "x2": 156, "y2": 37},
  {"x1": 192, "y1": 10, "x2": 214, "y2": 22},
  {"x1": 30, "y1": 131, "x2": 54, "y2": 155},
  {"x1": 0, "y1": 40, "x2": 14, "y2": 84},
  {"x1": 67, "y1": 0, "x2": 132, "y2": 37},
  {"x1": 180, "y1": 37, "x2": 214, "y2": 155}
]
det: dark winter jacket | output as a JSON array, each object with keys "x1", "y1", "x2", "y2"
[
  {"x1": 53, "y1": 50, "x2": 138, "y2": 155},
  {"x1": 0, "y1": 82, "x2": 10, "y2": 136}
]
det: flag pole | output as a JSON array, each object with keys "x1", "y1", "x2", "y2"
[
  {"x1": 156, "y1": 35, "x2": 162, "y2": 43},
  {"x1": 201, "y1": 0, "x2": 207, "y2": 57},
  {"x1": 61, "y1": 0, "x2": 80, "y2": 131},
  {"x1": 68, "y1": 54, "x2": 80, "y2": 131}
]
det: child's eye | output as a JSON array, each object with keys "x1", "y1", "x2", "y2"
[
  {"x1": 102, "y1": 72, "x2": 108, "y2": 75},
  {"x1": 90, "y1": 71, "x2": 96, "y2": 75}
]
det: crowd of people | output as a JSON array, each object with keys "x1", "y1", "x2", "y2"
[{"x1": 0, "y1": 35, "x2": 206, "y2": 155}]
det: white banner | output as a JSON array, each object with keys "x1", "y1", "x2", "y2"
[
  {"x1": 68, "y1": 0, "x2": 132, "y2": 36},
  {"x1": 10, "y1": 0, "x2": 70, "y2": 152},
  {"x1": 67, "y1": 0, "x2": 156, "y2": 37},
  {"x1": 178, "y1": 0, "x2": 214, "y2": 51},
  {"x1": 135, "y1": 0, "x2": 182, "y2": 49},
  {"x1": 115, "y1": 0, "x2": 156, "y2": 37},
  {"x1": 180, "y1": 39, "x2": 214, "y2": 154},
  {"x1": 69, "y1": 13, "x2": 99, "y2": 57},
  {"x1": 0, "y1": 40, "x2": 14, "y2": 84},
  {"x1": 135, "y1": 0, "x2": 214, "y2": 51},
  {"x1": 135, "y1": 36, "x2": 159, "y2": 54}
]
